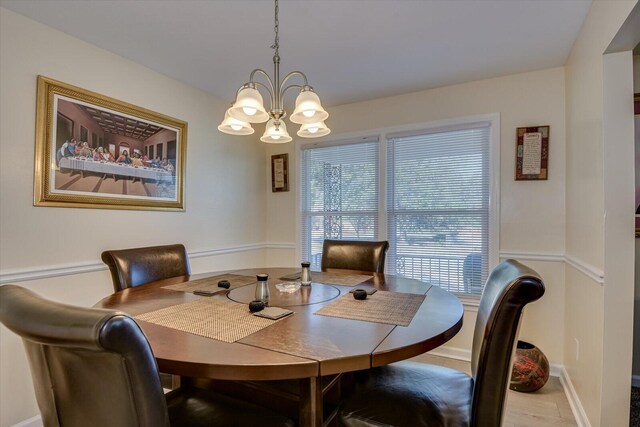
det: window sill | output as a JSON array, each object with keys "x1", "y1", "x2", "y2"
[{"x1": 457, "y1": 296, "x2": 480, "y2": 312}]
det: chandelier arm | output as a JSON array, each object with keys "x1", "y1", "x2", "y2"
[
  {"x1": 280, "y1": 71, "x2": 309, "y2": 90},
  {"x1": 280, "y1": 84, "x2": 304, "y2": 102},
  {"x1": 249, "y1": 69, "x2": 276, "y2": 98}
]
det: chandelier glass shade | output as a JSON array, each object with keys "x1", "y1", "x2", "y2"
[
  {"x1": 290, "y1": 90, "x2": 329, "y2": 124},
  {"x1": 261, "y1": 119, "x2": 293, "y2": 143},
  {"x1": 218, "y1": 0, "x2": 329, "y2": 142},
  {"x1": 297, "y1": 120, "x2": 330, "y2": 138},
  {"x1": 228, "y1": 87, "x2": 269, "y2": 123},
  {"x1": 217, "y1": 110, "x2": 254, "y2": 135}
]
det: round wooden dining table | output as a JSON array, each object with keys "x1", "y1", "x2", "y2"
[{"x1": 95, "y1": 267, "x2": 463, "y2": 427}]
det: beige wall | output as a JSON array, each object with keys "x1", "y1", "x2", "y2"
[
  {"x1": 564, "y1": 1, "x2": 637, "y2": 426},
  {"x1": 635, "y1": 238, "x2": 640, "y2": 375},
  {"x1": 265, "y1": 66, "x2": 568, "y2": 367},
  {"x1": 633, "y1": 55, "x2": 640, "y2": 380},
  {"x1": 0, "y1": 8, "x2": 267, "y2": 426},
  {"x1": 634, "y1": 54, "x2": 640, "y2": 377}
]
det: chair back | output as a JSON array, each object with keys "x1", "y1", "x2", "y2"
[
  {"x1": 101, "y1": 244, "x2": 190, "y2": 292},
  {"x1": 0, "y1": 285, "x2": 169, "y2": 427},
  {"x1": 469, "y1": 259, "x2": 545, "y2": 426},
  {"x1": 321, "y1": 240, "x2": 389, "y2": 274}
]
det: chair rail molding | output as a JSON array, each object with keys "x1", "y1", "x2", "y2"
[
  {"x1": 500, "y1": 251, "x2": 605, "y2": 286},
  {"x1": 498, "y1": 251, "x2": 565, "y2": 263},
  {"x1": 0, "y1": 242, "x2": 296, "y2": 284},
  {"x1": 2, "y1": 245, "x2": 606, "y2": 288},
  {"x1": 564, "y1": 254, "x2": 605, "y2": 285}
]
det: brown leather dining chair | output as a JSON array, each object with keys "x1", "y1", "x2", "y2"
[
  {"x1": 321, "y1": 239, "x2": 389, "y2": 274},
  {"x1": 101, "y1": 244, "x2": 191, "y2": 389},
  {"x1": 337, "y1": 259, "x2": 545, "y2": 427},
  {"x1": 101, "y1": 244, "x2": 190, "y2": 292},
  {"x1": 0, "y1": 285, "x2": 294, "y2": 427}
]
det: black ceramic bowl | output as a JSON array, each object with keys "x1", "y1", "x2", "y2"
[
  {"x1": 353, "y1": 289, "x2": 368, "y2": 300},
  {"x1": 218, "y1": 280, "x2": 231, "y2": 289},
  {"x1": 249, "y1": 300, "x2": 266, "y2": 313}
]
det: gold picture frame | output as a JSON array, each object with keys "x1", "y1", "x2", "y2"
[{"x1": 34, "y1": 76, "x2": 187, "y2": 211}]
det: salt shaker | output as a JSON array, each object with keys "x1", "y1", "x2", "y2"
[
  {"x1": 300, "y1": 262, "x2": 312, "y2": 286},
  {"x1": 255, "y1": 274, "x2": 270, "y2": 303}
]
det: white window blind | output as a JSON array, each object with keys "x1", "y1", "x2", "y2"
[
  {"x1": 386, "y1": 124, "x2": 490, "y2": 297},
  {"x1": 301, "y1": 140, "x2": 379, "y2": 270}
]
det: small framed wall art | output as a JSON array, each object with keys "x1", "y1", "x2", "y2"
[
  {"x1": 515, "y1": 126, "x2": 549, "y2": 181},
  {"x1": 271, "y1": 153, "x2": 289, "y2": 192}
]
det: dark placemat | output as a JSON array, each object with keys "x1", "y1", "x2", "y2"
[
  {"x1": 314, "y1": 290, "x2": 425, "y2": 326},
  {"x1": 163, "y1": 274, "x2": 255, "y2": 293},
  {"x1": 135, "y1": 298, "x2": 287, "y2": 343}
]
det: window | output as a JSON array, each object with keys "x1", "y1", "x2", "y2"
[
  {"x1": 301, "y1": 138, "x2": 379, "y2": 269},
  {"x1": 386, "y1": 124, "x2": 491, "y2": 297},
  {"x1": 299, "y1": 116, "x2": 498, "y2": 298}
]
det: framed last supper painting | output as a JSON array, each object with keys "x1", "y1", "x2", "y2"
[{"x1": 34, "y1": 76, "x2": 187, "y2": 211}]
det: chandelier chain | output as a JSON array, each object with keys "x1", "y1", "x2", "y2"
[{"x1": 271, "y1": 0, "x2": 280, "y2": 57}]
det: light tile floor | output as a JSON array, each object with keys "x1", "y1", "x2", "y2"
[{"x1": 410, "y1": 354, "x2": 578, "y2": 427}]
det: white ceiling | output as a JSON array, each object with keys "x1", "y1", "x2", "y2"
[{"x1": 1, "y1": 0, "x2": 592, "y2": 107}]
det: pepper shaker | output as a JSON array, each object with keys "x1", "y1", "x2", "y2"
[
  {"x1": 255, "y1": 274, "x2": 270, "y2": 303},
  {"x1": 300, "y1": 262, "x2": 312, "y2": 286}
]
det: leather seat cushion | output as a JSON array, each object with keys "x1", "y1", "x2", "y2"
[
  {"x1": 339, "y1": 362, "x2": 473, "y2": 427},
  {"x1": 166, "y1": 387, "x2": 294, "y2": 427}
]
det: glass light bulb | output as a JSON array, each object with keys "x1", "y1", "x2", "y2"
[
  {"x1": 243, "y1": 107, "x2": 257, "y2": 116},
  {"x1": 272, "y1": 134, "x2": 281, "y2": 140},
  {"x1": 302, "y1": 110, "x2": 315, "y2": 118},
  {"x1": 308, "y1": 127, "x2": 319, "y2": 134},
  {"x1": 230, "y1": 124, "x2": 243, "y2": 131}
]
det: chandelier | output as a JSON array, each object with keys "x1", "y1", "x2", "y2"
[{"x1": 218, "y1": 0, "x2": 330, "y2": 143}]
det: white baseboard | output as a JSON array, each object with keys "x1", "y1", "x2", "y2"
[
  {"x1": 428, "y1": 345, "x2": 472, "y2": 362},
  {"x1": 428, "y1": 345, "x2": 562, "y2": 377},
  {"x1": 559, "y1": 366, "x2": 591, "y2": 427},
  {"x1": 632, "y1": 374, "x2": 640, "y2": 388},
  {"x1": 12, "y1": 415, "x2": 42, "y2": 427}
]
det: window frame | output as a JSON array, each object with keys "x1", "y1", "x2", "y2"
[
  {"x1": 297, "y1": 113, "x2": 500, "y2": 302},
  {"x1": 299, "y1": 136, "x2": 381, "y2": 268}
]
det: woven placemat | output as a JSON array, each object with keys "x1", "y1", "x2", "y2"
[
  {"x1": 135, "y1": 298, "x2": 286, "y2": 343},
  {"x1": 163, "y1": 274, "x2": 256, "y2": 293},
  {"x1": 307, "y1": 272, "x2": 373, "y2": 287},
  {"x1": 314, "y1": 291, "x2": 425, "y2": 326}
]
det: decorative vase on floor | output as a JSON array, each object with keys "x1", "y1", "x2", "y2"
[{"x1": 509, "y1": 340, "x2": 549, "y2": 392}]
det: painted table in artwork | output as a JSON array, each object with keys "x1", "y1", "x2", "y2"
[
  {"x1": 59, "y1": 157, "x2": 173, "y2": 182},
  {"x1": 94, "y1": 267, "x2": 463, "y2": 427}
]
